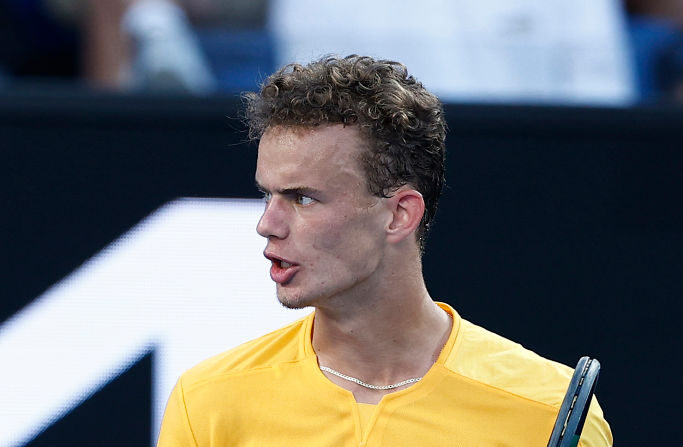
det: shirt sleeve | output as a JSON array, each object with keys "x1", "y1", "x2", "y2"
[
  {"x1": 156, "y1": 378, "x2": 199, "y2": 447},
  {"x1": 578, "y1": 396, "x2": 613, "y2": 447}
]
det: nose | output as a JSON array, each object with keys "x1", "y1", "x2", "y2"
[{"x1": 256, "y1": 197, "x2": 289, "y2": 239}]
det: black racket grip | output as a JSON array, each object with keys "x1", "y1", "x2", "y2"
[{"x1": 547, "y1": 356, "x2": 601, "y2": 447}]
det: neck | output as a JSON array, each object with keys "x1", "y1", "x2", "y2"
[{"x1": 311, "y1": 260, "x2": 451, "y2": 388}]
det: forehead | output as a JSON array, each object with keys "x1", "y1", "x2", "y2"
[{"x1": 255, "y1": 124, "x2": 368, "y2": 186}]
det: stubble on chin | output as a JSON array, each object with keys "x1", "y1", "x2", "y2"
[{"x1": 276, "y1": 288, "x2": 312, "y2": 310}]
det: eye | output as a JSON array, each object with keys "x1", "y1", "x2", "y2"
[
  {"x1": 261, "y1": 191, "x2": 272, "y2": 202},
  {"x1": 296, "y1": 194, "x2": 315, "y2": 206}
]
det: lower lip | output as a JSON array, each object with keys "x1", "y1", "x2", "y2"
[{"x1": 270, "y1": 262, "x2": 299, "y2": 284}]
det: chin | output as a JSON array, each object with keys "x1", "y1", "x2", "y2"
[
  {"x1": 276, "y1": 289, "x2": 315, "y2": 310},
  {"x1": 277, "y1": 297, "x2": 306, "y2": 309}
]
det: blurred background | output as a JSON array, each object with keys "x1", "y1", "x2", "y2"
[
  {"x1": 1, "y1": 1, "x2": 682, "y2": 447},
  {"x1": 0, "y1": 0, "x2": 681, "y2": 102}
]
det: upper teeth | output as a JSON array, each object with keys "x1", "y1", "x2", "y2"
[{"x1": 281, "y1": 261, "x2": 291, "y2": 268}]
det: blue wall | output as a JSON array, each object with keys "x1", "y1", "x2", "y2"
[{"x1": 2, "y1": 93, "x2": 681, "y2": 446}]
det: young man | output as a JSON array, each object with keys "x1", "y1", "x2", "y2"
[{"x1": 157, "y1": 55, "x2": 612, "y2": 446}]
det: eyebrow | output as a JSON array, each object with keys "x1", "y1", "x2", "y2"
[{"x1": 255, "y1": 181, "x2": 323, "y2": 197}]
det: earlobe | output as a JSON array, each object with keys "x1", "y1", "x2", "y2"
[{"x1": 386, "y1": 189, "x2": 425, "y2": 244}]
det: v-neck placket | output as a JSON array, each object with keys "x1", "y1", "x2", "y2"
[{"x1": 301, "y1": 303, "x2": 462, "y2": 446}]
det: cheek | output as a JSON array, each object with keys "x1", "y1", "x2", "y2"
[
  {"x1": 309, "y1": 220, "x2": 347, "y2": 254},
  {"x1": 309, "y1": 212, "x2": 383, "y2": 265}
]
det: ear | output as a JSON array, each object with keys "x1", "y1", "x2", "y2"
[{"x1": 385, "y1": 188, "x2": 425, "y2": 245}]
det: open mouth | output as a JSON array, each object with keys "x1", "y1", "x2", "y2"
[
  {"x1": 264, "y1": 252, "x2": 296, "y2": 268},
  {"x1": 264, "y1": 252, "x2": 299, "y2": 284}
]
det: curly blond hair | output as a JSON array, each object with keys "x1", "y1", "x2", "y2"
[{"x1": 244, "y1": 55, "x2": 447, "y2": 250}]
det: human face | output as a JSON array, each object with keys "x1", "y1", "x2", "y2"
[{"x1": 255, "y1": 125, "x2": 390, "y2": 310}]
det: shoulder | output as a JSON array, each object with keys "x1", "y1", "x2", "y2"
[
  {"x1": 446, "y1": 318, "x2": 574, "y2": 405},
  {"x1": 446, "y1": 318, "x2": 612, "y2": 446},
  {"x1": 179, "y1": 313, "x2": 312, "y2": 391},
  {"x1": 157, "y1": 314, "x2": 315, "y2": 446}
]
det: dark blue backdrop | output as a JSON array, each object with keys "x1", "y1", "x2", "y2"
[{"x1": 2, "y1": 91, "x2": 681, "y2": 446}]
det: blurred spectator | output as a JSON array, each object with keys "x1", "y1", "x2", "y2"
[
  {"x1": 87, "y1": 0, "x2": 218, "y2": 93},
  {"x1": 269, "y1": 0, "x2": 636, "y2": 105},
  {"x1": 51, "y1": 0, "x2": 270, "y2": 94},
  {"x1": 624, "y1": 0, "x2": 683, "y2": 102},
  {"x1": 0, "y1": 0, "x2": 271, "y2": 94}
]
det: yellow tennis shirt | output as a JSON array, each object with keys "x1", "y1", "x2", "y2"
[{"x1": 157, "y1": 303, "x2": 612, "y2": 447}]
